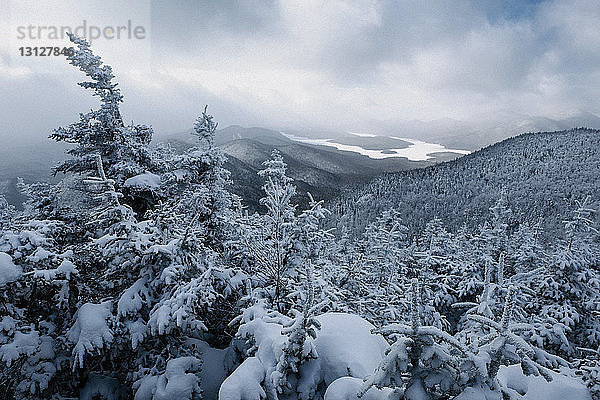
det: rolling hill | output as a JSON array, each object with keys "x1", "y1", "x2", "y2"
[
  {"x1": 167, "y1": 127, "x2": 430, "y2": 211},
  {"x1": 330, "y1": 128, "x2": 600, "y2": 241}
]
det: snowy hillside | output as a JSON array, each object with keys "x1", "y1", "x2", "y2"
[
  {"x1": 1, "y1": 35, "x2": 598, "y2": 400},
  {"x1": 0, "y1": 126, "x2": 430, "y2": 212},
  {"x1": 330, "y1": 128, "x2": 600, "y2": 241}
]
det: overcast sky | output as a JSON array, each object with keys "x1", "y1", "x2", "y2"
[{"x1": 1, "y1": 0, "x2": 599, "y2": 143}]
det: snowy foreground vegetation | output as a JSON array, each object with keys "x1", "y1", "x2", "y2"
[{"x1": 1, "y1": 35, "x2": 599, "y2": 400}]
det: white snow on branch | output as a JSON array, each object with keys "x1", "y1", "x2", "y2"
[
  {"x1": 0, "y1": 251, "x2": 22, "y2": 285},
  {"x1": 124, "y1": 172, "x2": 161, "y2": 190},
  {"x1": 68, "y1": 301, "x2": 114, "y2": 370}
]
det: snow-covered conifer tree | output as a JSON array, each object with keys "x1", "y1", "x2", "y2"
[
  {"x1": 576, "y1": 347, "x2": 600, "y2": 400},
  {"x1": 0, "y1": 195, "x2": 15, "y2": 229},
  {"x1": 50, "y1": 33, "x2": 158, "y2": 214},
  {"x1": 241, "y1": 150, "x2": 298, "y2": 312},
  {"x1": 538, "y1": 199, "x2": 600, "y2": 356},
  {"x1": 358, "y1": 209, "x2": 410, "y2": 325},
  {"x1": 0, "y1": 214, "x2": 81, "y2": 398},
  {"x1": 160, "y1": 106, "x2": 233, "y2": 246},
  {"x1": 363, "y1": 208, "x2": 408, "y2": 284},
  {"x1": 270, "y1": 264, "x2": 322, "y2": 399},
  {"x1": 358, "y1": 279, "x2": 470, "y2": 400},
  {"x1": 82, "y1": 111, "x2": 244, "y2": 397}
]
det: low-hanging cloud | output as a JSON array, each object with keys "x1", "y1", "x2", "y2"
[{"x1": 1, "y1": 0, "x2": 599, "y2": 142}]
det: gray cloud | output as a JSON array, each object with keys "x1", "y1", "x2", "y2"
[{"x1": 1, "y1": 0, "x2": 600, "y2": 143}]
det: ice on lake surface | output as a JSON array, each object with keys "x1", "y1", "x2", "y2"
[{"x1": 283, "y1": 132, "x2": 471, "y2": 161}]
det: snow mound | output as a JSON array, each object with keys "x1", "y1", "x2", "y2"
[
  {"x1": 80, "y1": 373, "x2": 127, "y2": 400},
  {"x1": 33, "y1": 258, "x2": 78, "y2": 281},
  {"x1": 312, "y1": 313, "x2": 389, "y2": 384},
  {"x1": 324, "y1": 377, "x2": 395, "y2": 400},
  {"x1": 134, "y1": 356, "x2": 202, "y2": 400},
  {"x1": 0, "y1": 251, "x2": 22, "y2": 285},
  {"x1": 497, "y1": 365, "x2": 592, "y2": 400},
  {"x1": 0, "y1": 330, "x2": 39, "y2": 366},
  {"x1": 187, "y1": 339, "x2": 228, "y2": 399},
  {"x1": 0, "y1": 315, "x2": 17, "y2": 333},
  {"x1": 26, "y1": 246, "x2": 53, "y2": 262},
  {"x1": 135, "y1": 338, "x2": 227, "y2": 399},
  {"x1": 124, "y1": 172, "x2": 161, "y2": 189},
  {"x1": 219, "y1": 312, "x2": 389, "y2": 400},
  {"x1": 219, "y1": 357, "x2": 266, "y2": 400},
  {"x1": 117, "y1": 278, "x2": 150, "y2": 318}
]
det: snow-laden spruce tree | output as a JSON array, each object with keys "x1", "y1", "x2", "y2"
[
  {"x1": 0, "y1": 195, "x2": 15, "y2": 229},
  {"x1": 286, "y1": 194, "x2": 342, "y2": 313},
  {"x1": 140, "y1": 108, "x2": 244, "y2": 347},
  {"x1": 484, "y1": 195, "x2": 512, "y2": 259},
  {"x1": 358, "y1": 277, "x2": 567, "y2": 400},
  {"x1": 76, "y1": 111, "x2": 246, "y2": 398},
  {"x1": 506, "y1": 222, "x2": 545, "y2": 276},
  {"x1": 411, "y1": 218, "x2": 459, "y2": 330},
  {"x1": 4, "y1": 32, "x2": 247, "y2": 395},
  {"x1": 160, "y1": 106, "x2": 234, "y2": 250},
  {"x1": 576, "y1": 347, "x2": 600, "y2": 400},
  {"x1": 223, "y1": 260, "x2": 335, "y2": 400},
  {"x1": 293, "y1": 193, "x2": 333, "y2": 262},
  {"x1": 448, "y1": 207, "x2": 570, "y2": 363},
  {"x1": 358, "y1": 279, "x2": 472, "y2": 400},
  {"x1": 270, "y1": 264, "x2": 323, "y2": 399},
  {"x1": 238, "y1": 149, "x2": 298, "y2": 312},
  {"x1": 464, "y1": 286, "x2": 565, "y2": 383},
  {"x1": 356, "y1": 209, "x2": 411, "y2": 325},
  {"x1": 50, "y1": 33, "x2": 158, "y2": 214},
  {"x1": 46, "y1": 154, "x2": 155, "y2": 396},
  {"x1": 537, "y1": 199, "x2": 600, "y2": 356},
  {"x1": 0, "y1": 212, "x2": 81, "y2": 398},
  {"x1": 363, "y1": 208, "x2": 408, "y2": 284},
  {"x1": 232, "y1": 149, "x2": 339, "y2": 317},
  {"x1": 329, "y1": 232, "x2": 369, "y2": 316}
]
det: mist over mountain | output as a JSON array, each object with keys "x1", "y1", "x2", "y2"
[
  {"x1": 4, "y1": 115, "x2": 598, "y2": 213},
  {"x1": 282, "y1": 111, "x2": 600, "y2": 151},
  {"x1": 0, "y1": 125, "x2": 433, "y2": 210},
  {"x1": 372, "y1": 111, "x2": 600, "y2": 150},
  {"x1": 168, "y1": 125, "x2": 293, "y2": 147}
]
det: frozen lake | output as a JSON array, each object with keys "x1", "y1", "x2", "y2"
[{"x1": 283, "y1": 132, "x2": 470, "y2": 161}]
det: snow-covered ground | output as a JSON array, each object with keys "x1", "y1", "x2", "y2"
[
  {"x1": 218, "y1": 309, "x2": 592, "y2": 400},
  {"x1": 282, "y1": 133, "x2": 471, "y2": 161}
]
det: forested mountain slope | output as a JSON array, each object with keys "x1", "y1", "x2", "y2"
[
  {"x1": 330, "y1": 128, "x2": 600, "y2": 240},
  {"x1": 169, "y1": 133, "x2": 427, "y2": 212}
]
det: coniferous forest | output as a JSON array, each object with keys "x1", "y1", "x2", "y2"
[{"x1": 1, "y1": 35, "x2": 599, "y2": 400}]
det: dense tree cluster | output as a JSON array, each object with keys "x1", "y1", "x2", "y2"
[
  {"x1": 1, "y1": 36, "x2": 598, "y2": 400},
  {"x1": 328, "y1": 127, "x2": 600, "y2": 242}
]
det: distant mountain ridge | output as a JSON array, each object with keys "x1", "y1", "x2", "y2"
[
  {"x1": 166, "y1": 126, "x2": 430, "y2": 211},
  {"x1": 283, "y1": 111, "x2": 600, "y2": 151},
  {"x1": 167, "y1": 125, "x2": 293, "y2": 147},
  {"x1": 6, "y1": 124, "x2": 597, "y2": 218},
  {"x1": 374, "y1": 111, "x2": 600, "y2": 150}
]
